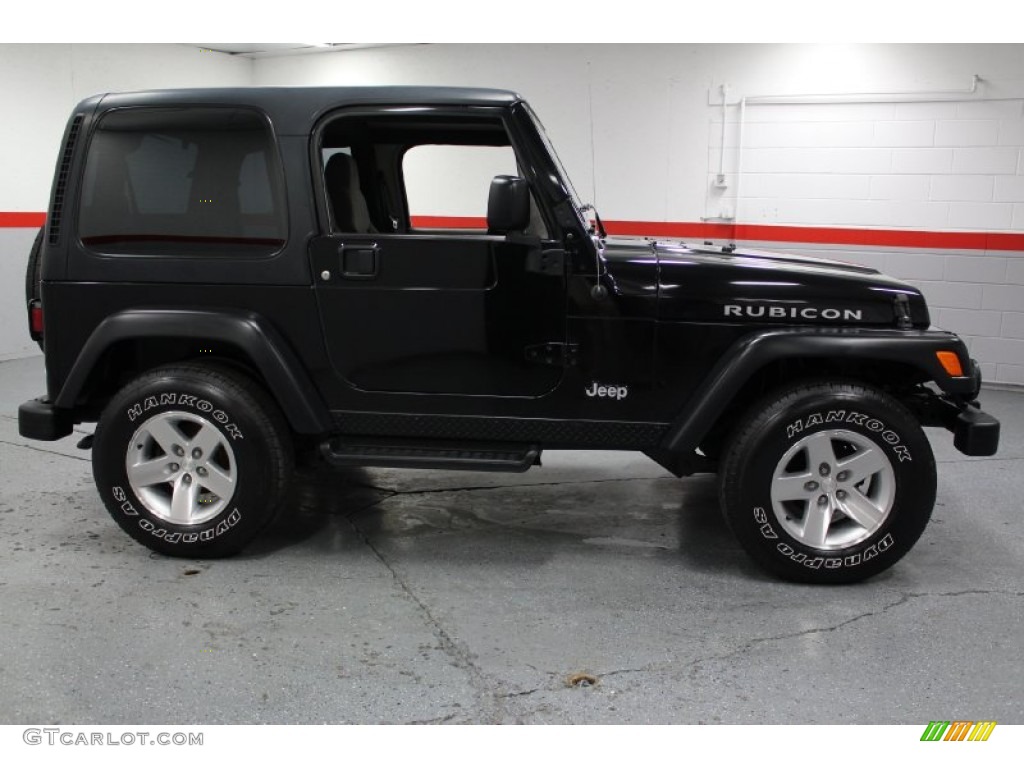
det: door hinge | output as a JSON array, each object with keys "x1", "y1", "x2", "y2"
[
  {"x1": 525, "y1": 342, "x2": 578, "y2": 367},
  {"x1": 525, "y1": 248, "x2": 565, "y2": 276}
]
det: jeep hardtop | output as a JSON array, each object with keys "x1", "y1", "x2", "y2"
[{"x1": 19, "y1": 86, "x2": 1000, "y2": 582}]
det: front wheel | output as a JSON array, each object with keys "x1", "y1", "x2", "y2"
[
  {"x1": 719, "y1": 381, "x2": 936, "y2": 584},
  {"x1": 92, "y1": 363, "x2": 293, "y2": 557}
]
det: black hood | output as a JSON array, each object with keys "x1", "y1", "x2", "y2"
[{"x1": 599, "y1": 238, "x2": 930, "y2": 328}]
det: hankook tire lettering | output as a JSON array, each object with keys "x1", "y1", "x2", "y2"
[
  {"x1": 786, "y1": 411, "x2": 912, "y2": 462},
  {"x1": 124, "y1": 394, "x2": 243, "y2": 440}
]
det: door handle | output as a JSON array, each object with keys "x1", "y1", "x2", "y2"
[{"x1": 339, "y1": 243, "x2": 379, "y2": 279}]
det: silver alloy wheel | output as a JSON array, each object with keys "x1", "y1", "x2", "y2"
[
  {"x1": 770, "y1": 429, "x2": 896, "y2": 550},
  {"x1": 125, "y1": 410, "x2": 237, "y2": 526}
]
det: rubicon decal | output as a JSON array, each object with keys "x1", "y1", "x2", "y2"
[
  {"x1": 920, "y1": 721, "x2": 996, "y2": 742},
  {"x1": 724, "y1": 304, "x2": 863, "y2": 321}
]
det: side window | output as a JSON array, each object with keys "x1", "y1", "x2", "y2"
[
  {"x1": 317, "y1": 111, "x2": 549, "y2": 237},
  {"x1": 79, "y1": 107, "x2": 286, "y2": 255},
  {"x1": 402, "y1": 145, "x2": 517, "y2": 230}
]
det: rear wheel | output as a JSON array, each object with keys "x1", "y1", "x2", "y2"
[
  {"x1": 719, "y1": 380, "x2": 936, "y2": 583},
  {"x1": 92, "y1": 363, "x2": 293, "y2": 557}
]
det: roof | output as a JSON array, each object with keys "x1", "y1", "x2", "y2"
[{"x1": 76, "y1": 86, "x2": 523, "y2": 135}]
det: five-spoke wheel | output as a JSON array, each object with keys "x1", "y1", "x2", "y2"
[
  {"x1": 126, "y1": 411, "x2": 238, "y2": 526},
  {"x1": 770, "y1": 429, "x2": 895, "y2": 550}
]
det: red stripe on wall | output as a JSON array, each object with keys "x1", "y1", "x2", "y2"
[
  {"x1": 604, "y1": 220, "x2": 1024, "y2": 252},
  {"x1": 5, "y1": 212, "x2": 1024, "y2": 252},
  {"x1": 410, "y1": 215, "x2": 489, "y2": 229},
  {"x1": 0, "y1": 212, "x2": 46, "y2": 228}
]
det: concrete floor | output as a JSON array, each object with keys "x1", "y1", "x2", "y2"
[{"x1": 0, "y1": 355, "x2": 1021, "y2": 724}]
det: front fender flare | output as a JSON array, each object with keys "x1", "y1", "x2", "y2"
[
  {"x1": 55, "y1": 308, "x2": 332, "y2": 435},
  {"x1": 660, "y1": 327, "x2": 974, "y2": 455}
]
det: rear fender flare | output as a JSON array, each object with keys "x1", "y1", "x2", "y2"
[{"x1": 54, "y1": 308, "x2": 332, "y2": 435}]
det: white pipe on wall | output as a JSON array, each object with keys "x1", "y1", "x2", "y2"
[
  {"x1": 727, "y1": 75, "x2": 986, "y2": 230},
  {"x1": 738, "y1": 75, "x2": 981, "y2": 106}
]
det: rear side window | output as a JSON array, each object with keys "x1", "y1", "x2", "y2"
[{"x1": 79, "y1": 107, "x2": 286, "y2": 256}]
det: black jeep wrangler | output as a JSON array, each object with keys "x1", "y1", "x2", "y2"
[{"x1": 19, "y1": 86, "x2": 1000, "y2": 583}]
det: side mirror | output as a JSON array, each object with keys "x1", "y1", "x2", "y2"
[{"x1": 487, "y1": 175, "x2": 530, "y2": 234}]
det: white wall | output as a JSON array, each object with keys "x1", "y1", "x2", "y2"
[
  {"x1": 255, "y1": 44, "x2": 1024, "y2": 385},
  {"x1": 0, "y1": 44, "x2": 250, "y2": 360}
]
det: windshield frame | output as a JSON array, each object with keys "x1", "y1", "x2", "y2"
[{"x1": 522, "y1": 102, "x2": 587, "y2": 223}]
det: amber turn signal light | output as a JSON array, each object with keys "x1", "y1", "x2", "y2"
[{"x1": 936, "y1": 350, "x2": 964, "y2": 377}]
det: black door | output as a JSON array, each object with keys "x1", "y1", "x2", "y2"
[{"x1": 310, "y1": 232, "x2": 567, "y2": 399}]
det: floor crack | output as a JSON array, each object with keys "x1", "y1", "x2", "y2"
[
  {"x1": 0, "y1": 439, "x2": 90, "y2": 463},
  {"x1": 591, "y1": 589, "x2": 1024, "y2": 684},
  {"x1": 688, "y1": 589, "x2": 1023, "y2": 671},
  {"x1": 403, "y1": 712, "x2": 459, "y2": 725},
  {"x1": 498, "y1": 687, "x2": 542, "y2": 699},
  {"x1": 346, "y1": 514, "x2": 510, "y2": 723},
  {"x1": 599, "y1": 666, "x2": 652, "y2": 679}
]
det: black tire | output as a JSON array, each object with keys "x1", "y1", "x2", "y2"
[
  {"x1": 24, "y1": 228, "x2": 44, "y2": 351},
  {"x1": 92, "y1": 363, "x2": 294, "y2": 557},
  {"x1": 719, "y1": 380, "x2": 936, "y2": 584}
]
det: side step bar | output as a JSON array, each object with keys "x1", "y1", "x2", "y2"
[{"x1": 320, "y1": 437, "x2": 542, "y2": 473}]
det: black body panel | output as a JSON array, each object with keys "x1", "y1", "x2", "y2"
[{"x1": 310, "y1": 233, "x2": 566, "y2": 399}]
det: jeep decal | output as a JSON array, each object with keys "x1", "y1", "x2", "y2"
[{"x1": 585, "y1": 382, "x2": 628, "y2": 400}]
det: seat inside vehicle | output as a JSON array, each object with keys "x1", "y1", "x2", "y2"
[{"x1": 324, "y1": 153, "x2": 377, "y2": 234}]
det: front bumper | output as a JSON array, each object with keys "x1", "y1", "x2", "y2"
[
  {"x1": 909, "y1": 357, "x2": 1000, "y2": 457},
  {"x1": 950, "y1": 405, "x2": 1000, "y2": 456},
  {"x1": 943, "y1": 358, "x2": 999, "y2": 456},
  {"x1": 18, "y1": 397, "x2": 73, "y2": 441}
]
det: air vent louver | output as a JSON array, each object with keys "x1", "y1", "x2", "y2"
[{"x1": 48, "y1": 114, "x2": 84, "y2": 245}]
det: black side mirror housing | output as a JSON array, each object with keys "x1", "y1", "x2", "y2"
[{"x1": 487, "y1": 175, "x2": 530, "y2": 234}]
